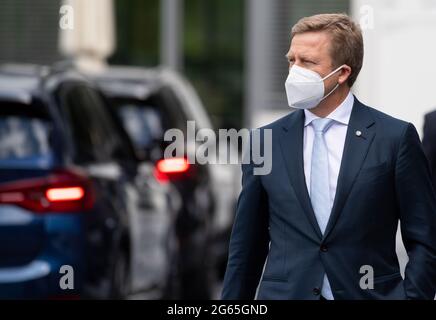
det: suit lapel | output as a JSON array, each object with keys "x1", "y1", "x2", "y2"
[
  {"x1": 322, "y1": 98, "x2": 376, "y2": 240},
  {"x1": 278, "y1": 98, "x2": 376, "y2": 242},
  {"x1": 279, "y1": 110, "x2": 323, "y2": 240}
]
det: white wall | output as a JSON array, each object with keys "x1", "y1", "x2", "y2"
[{"x1": 352, "y1": 0, "x2": 436, "y2": 137}]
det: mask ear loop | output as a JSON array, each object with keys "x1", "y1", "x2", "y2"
[
  {"x1": 320, "y1": 64, "x2": 345, "y2": 101},
  {"x1": 321, "y1": 83, "x2": 340, "y2": 101},
  {"x1": 321, "y1": 64, "x2": 345, "y2": 81}
]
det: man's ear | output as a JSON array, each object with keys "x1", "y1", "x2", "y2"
[{"x1": 338, "y1": 65, "x2": 352, "y2": 85}]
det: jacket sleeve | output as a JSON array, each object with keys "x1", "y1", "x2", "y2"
[
  {"x1": 395, "y1": 122, "x2": 436, "y2": 300},
  {"x1": 221, "y1": 153, "x2": 270, "y2": 300}
]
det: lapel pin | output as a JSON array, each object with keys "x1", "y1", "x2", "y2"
[{"x1": 355, "y1": 130, "x2": 362, "y2": 137}]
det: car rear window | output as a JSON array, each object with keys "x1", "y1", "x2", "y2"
[
  {"x1": 117, "y1": 103, "x2": 164, "y2": 150},
  {"x1": 0, "y1": 101, "x2": 54, "y2": 168}
]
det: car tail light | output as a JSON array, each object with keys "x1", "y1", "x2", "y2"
[
  {"x1": 46, "y1": 187, "x2": 85, "y2": 202},
  {"x1": 154, "y1": 157, "x2": 191, "y2": 183},
  {"x1": 0, "y1": 168, "x2": 95, "y2": 213}
]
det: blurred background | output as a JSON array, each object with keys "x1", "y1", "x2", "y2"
[
  {"x1": 0, "y1": 0, "x2": 436, "y2": 300},
  {"x1": 1, "y1": 0, "x2": 436, "y2": 132}
]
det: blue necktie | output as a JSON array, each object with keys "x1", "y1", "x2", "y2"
[{"x1": 310, "y1": 118, "x2": 334, "y2": 299}]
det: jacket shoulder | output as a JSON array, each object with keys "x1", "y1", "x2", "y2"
[
  {"x1": 255, "y1": 111, "x2": 299, "y2": 132},
  {"x1": 363, "y1": 103, "x2": 411, "y2": 138},
  {"x1": 366, "y1": 105, "x2": 408, "y2": 126}
]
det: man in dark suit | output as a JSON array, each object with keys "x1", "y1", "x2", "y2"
[
  {"x1": 423, "y1": 111, "x2": 436, "y2": 189},
  {"x1": 222, "y1": 13, "x2": 436, "y2": 300}
]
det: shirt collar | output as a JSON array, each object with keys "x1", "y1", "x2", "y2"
[{"x1": 304, "y1": 91, "x2": 354, "y2": 127}]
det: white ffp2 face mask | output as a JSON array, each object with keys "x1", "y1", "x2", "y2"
[{"x1": 285, "y1": 64, "x2": 344, "y2": 110}]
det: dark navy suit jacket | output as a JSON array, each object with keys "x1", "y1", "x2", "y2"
[
  {"x1": 423, "y1": 110, "x2": 436, "y2": 190},
  {"x1": 222, "y1": 97, "x2": 436, "y2": 300}
]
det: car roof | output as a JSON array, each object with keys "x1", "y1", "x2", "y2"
[
  {"x1": 0, "y1": 63, "x2": 92, "y2": 105},
  {"x1": 92, "y1": 65, "x2": 214, "y2": 130},
  {"x1": 0, "y1": 65, "x2": 46, "y2": 104},
  {"x1": 91, "y1": 66, "x2": 163, "y2": 100}
]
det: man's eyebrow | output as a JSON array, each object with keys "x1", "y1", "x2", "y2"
[
  {"x1": 285, "y1": 53, "x2": 316, "y2": 61},
  {"x1": 300, "y1": 54, "x2": 317, "y2": 62}
]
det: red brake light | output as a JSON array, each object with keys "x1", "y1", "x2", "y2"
[
  {"x1": 154, "y1": 157, "x2": 191, "y2": 183},
  {"x1": 156, "y1": 158, "x2": 190, "y2": 173},
  {"x1": 0, "y1": 168, "x2": 95, "y2": 214},
  {"x1": 46, "y1": 187, "x2": 85, "y2": 202}
]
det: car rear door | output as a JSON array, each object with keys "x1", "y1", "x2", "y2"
[
  {"x1": 55, "y1": 82, "x2": 131, "y2": 291},
  {"x1": 0, "y1": 98, "x2": 55, "y2": 269},
  {"x1": 101, "y1": 92, "x2": 178, "y2": 293}
]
